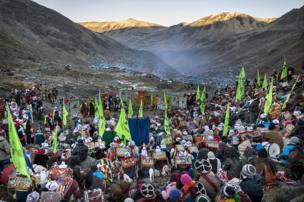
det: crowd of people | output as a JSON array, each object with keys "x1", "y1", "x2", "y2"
[{"x1": 0, "y1": 65, "x2": 303, "y2": 202}]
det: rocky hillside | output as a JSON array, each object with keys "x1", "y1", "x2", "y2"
[
  {"x1": 0, "y1": 0, "x2": 177, "y2": 79},
  {"x1": 82, "y1": 9, "x2": 304, "y2": 84},
  {"x1": 210, "y1": 6, "x2": 304, "y2": 78}
]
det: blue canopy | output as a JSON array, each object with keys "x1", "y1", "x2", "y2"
[{"x1": 128, "y1": 117, "x2": 150, "y2": 146}]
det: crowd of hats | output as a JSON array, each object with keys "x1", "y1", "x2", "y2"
[{"x1": 0, "y1": 68, "x2": 303, "y2": 202}]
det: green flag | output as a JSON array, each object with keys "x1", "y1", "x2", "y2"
[
  {"x1": 235, "y1": 78, "x2": 242, "y2": 102},
  {"x1": 164, "y1": 93, "x2": 168, "y2": 111},
  {"x1": 51, "y1": 125, "x2": 59, "y2": 153},
  {"x1": 128, "y1": 99, "x2": 133, "y2": 118},
  {"x1": 138, "y1": 99, "x2": 144, "y2": 117},
  {"x1": 44, "y1": 115, "x2": 47, "y2": 125},
  {"x1": 196, "y1": 85, "x2": 200, "y2": 102},
  {"x1": 164, "y1": 93, "x2": 170, "y2": 135},
  {"x1": 280, "y1": 61, "x2": 287, "y2": 80},
  {"x1": 62, "y1": 102, "x2": 68, "y2": 127},
  {"x1": 240, "y1": 66, "x2": 246, "y2": 79},
  {"x1": 282, "y1": 76, "x2": 299, "y2": 110},
  {"x1": 115, "y1": 103, "x2": 131, "y2": 144},
  {"x1": 94, "y1": 97, "x2": 99, "y2": 118},
  {"x1": 98, "y1": 97, "x2": 105, "y2": 137},
  {"x1": 98, "y1": 96, "x2": 104, "y2": 118},
  {"x1": 223, "y1": 103, "x2": 230, "y2": 137},
  {"x1": 150, "y1": 93, "x2": 154, "y2": 106},
  {"x1": 200, "y1": 86, "x2": 206, "y2": 114},
  {"x1": 52, "y1": 109, "x2": 55, "y2": 120},
  {"x1": 257, "y1": 70, "x2": 261, "y2": 88},
  {"x1": 164, "y1": 114, "x2": 170, "y2": 135},
  {"x1": 262, "y1": 73, "x2": 268, "y2": 90},
  {"x1": 236, "y1": 67, "x2": 245, "y2": 102},
  {"x1": 7, "y1": 107, "x2": 30, "y2": 178},
  {"x1": 263, "y1": 78, "x2": 274, "y2": 114},
  {"x1": 119, "y1": 92, "x2": 124, "y2": 107},
  {"x1": 98, "y1": 116, "x2": 106, "y2": 137}
]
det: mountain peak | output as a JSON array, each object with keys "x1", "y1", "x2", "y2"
[
  {"x1": 189, "y1": 12, "x2": 275, "y2": 27},
  {"x1": 125, "y1": 18, "x2": 141, "y2": 22},
  {"x1": 80, "y1": 18, "x2": 163, "y2": 33}
]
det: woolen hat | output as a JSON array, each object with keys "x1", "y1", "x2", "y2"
[
  {"x1": 180, "y1": 173, "x2": 192, "y2": 185},
  {"x1": 26, "y1": 191, "x2": 40, "y2": 202},
  {"x1": 223, "y1": 183, "x2": 236, "y2": 198},
  {"x1": 168, "y1": 188, "x2": 181, "y2": 201},
  {"x1": 207, "y1": 151, "x2": 215, "y2": 159},
  {"x1": 241, "y1": 164, "x2": 256, "y2": 179}
]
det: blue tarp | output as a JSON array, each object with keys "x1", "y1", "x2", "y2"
[{"x1": 128, "y1": 117, "x2": 150, "y2": 146}]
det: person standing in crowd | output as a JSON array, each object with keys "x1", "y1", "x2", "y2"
[{"x1": 0, "y1": 130, "x2": 10, "y2": 172}]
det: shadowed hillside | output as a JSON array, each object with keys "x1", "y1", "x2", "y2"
[
  {"x1": 82, "y1": 9, "x2": 304, "y2": 84},
  {"x1": 0, "y1": 0, "x2": 178, "y2": 79}
]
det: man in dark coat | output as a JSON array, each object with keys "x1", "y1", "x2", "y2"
[
  {"x1": 249, "y1": 98, "x2": 259, "y2": 124},
  {"x1": 72, "y1": 139, "x2": 88, "y2": 162},
  {"x1": 240, "y1": 164, "x2": 263, "y2": 202}
]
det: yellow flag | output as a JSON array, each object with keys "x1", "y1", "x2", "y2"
[
  {"x1": 280, "y1": 61, "x2": 287, "y2": 80},
  {"x1": 115, "y1": 103, "x2": 131, "y2": 144},
  {"x1": 236, "y1": 67, "x2": 245, "y2": 102},
  {"x1": 62, "y1": 102, "x2": 68, "y2": 127},
  {"x1": 263, "y1": 78, "x2": 273, "y2": 114},
  {"x1": 164, "y1": 93, "x2": 170, "y2": 135},
  {"x1": 262, "y1": 74, "x2": 268, "y2": 90},
  {"x1": 196, "y1": 85, "x2": 200, "y2": 102},
  {"x1": 138, "y1": 99, "x2": 143, "y2": 117},
  {"x1": 282, "y1": 76, "x2": 299, "y2": 109},
  {"x1": 98, "y1": 96, "x2": 106, "y2": 137},
  {"x1": 51, "y1": 125, "x2": 59, "y2": 153},
  {"x1": 128, "y1": 99, "x2": 133, "y2": 118},
  {"x1": 223, "y1": 103, "x2": 230, "y2": 137},
  {"x1": 200, "y1": 86, "x2": 206, "y2": 114},
  {"x1": 7, "y1": 107, "x2": 30, "y2": 178},
  {"x1": 257, "y1": 70, "x2": 261, "y2": 88}
]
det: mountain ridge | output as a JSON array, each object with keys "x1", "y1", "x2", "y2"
[
  {"x1": 188, "y1": 12, "x2": 275, "y2": 27},
  {"x1": 80, "y1": 18, "x2": 163, "y2": 33},
  {"x1": 81, "y1": 12, "x2": 276, "y2": 33},
  {"x1": 80, "y1": 6, "x2": 304, "y2": 84},
  {"x1": 0, "y1": 0, "x2": 178, "y2": 79}
]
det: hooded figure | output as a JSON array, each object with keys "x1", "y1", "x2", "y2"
[
  {"x1": 207, "y1": 151, "x2": 221, "y2": 175},
  {"x1": 72, "y1": 139, "x2": 88, "y2": 162}
]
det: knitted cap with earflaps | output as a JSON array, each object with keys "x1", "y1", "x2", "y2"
[
  {"x1": 241, "y1": 164, "x2": 256, "y2": 179},
  {"x1": 223, "y1": 183, "x2": 237, "y2": 198}
]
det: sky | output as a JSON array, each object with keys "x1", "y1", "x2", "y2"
[{"x1": 33, "y1": 0, "x2": 304, "y2": 26}]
